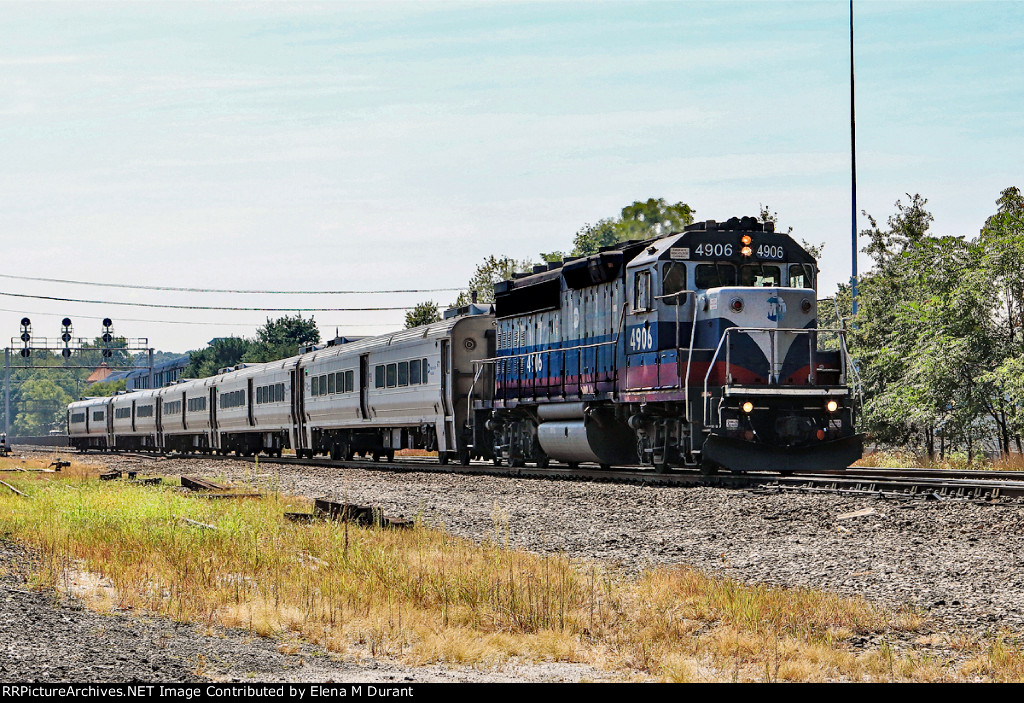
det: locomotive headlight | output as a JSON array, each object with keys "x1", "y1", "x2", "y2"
[
  {"x1": 826, "y1": 400, "x2": 839, "y2": 413},
  {"x1": 741, "y1": 246, "x2": 752, "y2": 257},
  {"x1": 730, "y1": 297, "x2": 744, "y2": 313},
  {"x1": 741, "y1": 235, "x2": 752, "y2": 245},
  {"x1": 741, "y1": 401, "x2": 754, "y2": 413}
]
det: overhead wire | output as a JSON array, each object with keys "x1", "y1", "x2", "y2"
[
  {"x1": 0, "y1": 273, "x2": 464, "y2": 295},
  {"x1": 0, "y1": 291, "x2": 416, "y2": 312}
]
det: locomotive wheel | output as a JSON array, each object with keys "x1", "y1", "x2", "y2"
[
  {"x1": 372, "y1": 451, "x2": 381, "y2": 462},
  {"x1": 459, "y1": 448, "x2": 471, "y2": 465},
  {"x1": 438, "y1": 452, "x2": 449, "y2": 465},
  {"x1": 600, "y1": 463, "x2": 611, "y2": 470},
  {"x1": 492, "y1": 457, "x2": 502, "y2": 466},
  {"x1": 343, "y1": 445, "x2": 354, "y2": 461},
  {"x1": 566, "y1": 462, "x2": 580, "y2": 470},
  {"x1": 330, "y1": 445, "x2": 342, "y2": 461},
  {"x1": 535, "y1": 457, "x2": 550, "y2": 468},
  {"x1": 385, "y1": 449, "x2": 395, "y2": 462},
  {"x1": 654, "y1": 461, "x2": 670, "y2": 474},
  {"x1": 274, "y1": 448, "x2": 283, "y2": 458}
]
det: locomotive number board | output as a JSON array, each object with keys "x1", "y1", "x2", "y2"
[{"x1": 670, "y1": 236, "x2": 788, "y2": 261}]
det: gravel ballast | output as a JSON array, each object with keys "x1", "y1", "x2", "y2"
[{"x1": 6, "y1": 449, "x2": 1024, "y2": 680}]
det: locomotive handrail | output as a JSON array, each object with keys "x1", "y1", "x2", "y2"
[{"x1": 701, "y1": 326, "x2": 852, "y2": 430}]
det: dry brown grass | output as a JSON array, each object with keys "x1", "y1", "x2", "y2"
[
  {"x1": 0, "y1": 467, "x2": 1020, "y2": 681},
  {"x1": 855, "y1": 449, "x2": 1024, "y2": 472}
]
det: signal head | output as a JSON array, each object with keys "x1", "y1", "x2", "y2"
[
  {"x1": 20, "y1": 332, "x2": 30, "y2": 343},
  {"x1": 62, "y1": 348, "x2": 72, "y2": 359},
  {"x1": 102, "y1": 349, "x2": 112, "y2": 358},
  {"x1": 20, "y1": 318, "x2": 30, "y2": 328},
  {"x1": 20, "y1": 348, "x2": 30, "y2": 358},
  {"x1": 61, "y1": 332, "x2": 72, "y2": 343},
  {"x1": 102, "y1": 333, "x2": 113, "y2": 343},
  {"x1": 102, "y1": 318, "x2": 112, "y2": 328},
  {"x1": 62, "y1": 318, "x2": 72, "y2": 328}
]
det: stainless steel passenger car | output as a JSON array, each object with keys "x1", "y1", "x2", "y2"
[{"x1": 67, "y1": 309, "x2": 495, "y2": 464}]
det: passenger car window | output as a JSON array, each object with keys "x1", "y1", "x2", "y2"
[
  {"x1": 386, "y1": 363, "x2": 397, "y2": 388},
  {"x1": 398, "y1": 361, "x2": 409, "y2": 387},
  {"x1": 410, "y1": 359, "x2": 420, "y2": 385},
  {"x1": 375, "y1": 365, "x2": 384, "y2": 389}
]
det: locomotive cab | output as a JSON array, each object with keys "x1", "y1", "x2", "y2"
[{"x1": 621, "y1": 217, "x2": 862, "y2": 473}]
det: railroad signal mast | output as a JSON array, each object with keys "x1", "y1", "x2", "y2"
[{"x1": 3, "y1": 317, "x2": 156, "y2": 438}]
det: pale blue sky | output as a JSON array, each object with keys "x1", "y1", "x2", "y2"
[{"x1": 1, "y1": 1, "x2": 1021, "y2": 352}]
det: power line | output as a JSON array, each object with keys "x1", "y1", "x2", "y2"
[
  {"x1": 0, "y1": 273, "x2": 464, "y2": 295},
  {"x1": 0, "y1": 291, "x2": 416, "y2": 312},
  {"x1": 0, "y1": 307, "x2": 401, "y2": 328}
]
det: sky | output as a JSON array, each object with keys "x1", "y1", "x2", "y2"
[{"x1": 0, "y1": 0, "x2": 1021, "y2": 355}]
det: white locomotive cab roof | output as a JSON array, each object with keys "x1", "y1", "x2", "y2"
[{"x1": 624, "y1": 233, "x2": 682, "y2": 269}]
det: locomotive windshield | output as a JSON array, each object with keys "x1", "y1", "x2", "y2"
[
  {"x1": 662, "y1": 262, "x2": 687, "y2": 304},
  {"x1": 695, "y1": 264, "x2": 737, "y2": 289},
  {"x1": 739, "y1": 264, "x2": 782, "y2": 287},
  {"x1": 694, "y1": 262, "x2": 816, "y2": 290}
]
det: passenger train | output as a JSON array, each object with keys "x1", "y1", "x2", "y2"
[{"x1": 68, "y1": 217, "x2": 862, "y2": 473}]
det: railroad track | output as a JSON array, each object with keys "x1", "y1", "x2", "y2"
[{"x1": 18, "y1": 445, "x2": 1024, "y2": 502}]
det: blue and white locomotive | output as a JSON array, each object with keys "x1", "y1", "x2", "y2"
[{"x1": 475, "y1": 216, "x2": 862, "y2": 472}]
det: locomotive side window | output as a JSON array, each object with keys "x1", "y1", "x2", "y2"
[
  {"x1": 662, "y1": 262, "x2": 687, "y2": 305},
  {"x1": 634, "y1": 270, "x2": 652, "y2": 311},
  {"x1": 739, "y1": 265, "x2": 781, "y2": 287},
  {"x1": 386, "y1": 363, "x2": 397, "y2": 388},
  {"x1": 789, "y1": 264, "x2": 814, "y2": 289},
  {"x1": 695, "y1": 264, "x2": 737, "y2": 289}
]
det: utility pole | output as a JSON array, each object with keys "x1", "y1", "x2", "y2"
[{"x1": 850, "y1": 0, "x2": 859, "y2": 315}]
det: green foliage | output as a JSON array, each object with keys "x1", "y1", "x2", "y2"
[
  {"x1": 242, "y1": 314, "x2": 320, "y2": 364},
  {"x1": 405, "y1": 301, "x2": 441, "y2": 329},
  {"x1": 456, "y1": 255, "x2": 536, "y2": 306},
  {"x1": 85, "y1": 379, "x2": 127, "y2": 397},
  {"x1": 850, "y1": 190, "x2": 1023, "y2": 459},
  {"x1": 183, "y1": 337, "x2": 251, "y2": 378},
  {"x1": 13, "y1": 376, "x2": 73, "y2": 435},
  {"x1": 570, "y1": 198, "x2": 696, "y2": 257}
]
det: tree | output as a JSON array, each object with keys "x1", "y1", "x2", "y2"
[
  {"x1": 455, "y1": 255, "x2": 535, "y2": 306},
  {"x1": 13, "y1": 377, "x2": 73, "y2": 435},
  {"x1": 405, "y1": 301, "x2": 441, "y2": 328},
  {"x1": 86, "y1": 379, "x2": 127, "y2": 397},
  {"x1": 850, "y1": 194, "x2": 1001, "y2": 460},
  {"x1": 183, "y1": 337, "x2": 252, "y2": 378},
  {"x1": 570, "y1": 199, "x2": 695, "y2": 257},
  {"x1": 242, "y1": 315, "x2": 320, "y2": 363}
]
